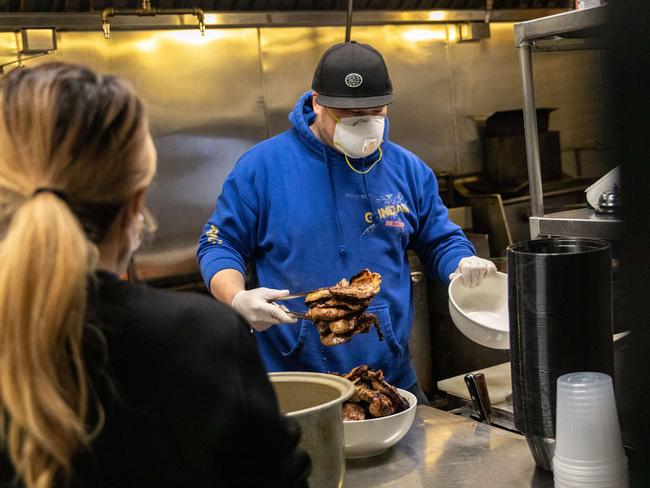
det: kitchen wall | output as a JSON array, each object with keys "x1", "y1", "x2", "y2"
[{"x1": 0, "y1": 23, "x2": 611, "y2": 280}]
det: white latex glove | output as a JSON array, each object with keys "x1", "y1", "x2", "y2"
[
  {"x1": 449, "y1": 256, "x2": 497, "y2": 289},
  {"x1": 231, "y1": 287, "x2": 297, "y2": 332}
]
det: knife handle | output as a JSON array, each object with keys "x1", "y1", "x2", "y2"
[{"x1": 464, "y1": 373, "x2": 492, "y2": 422}]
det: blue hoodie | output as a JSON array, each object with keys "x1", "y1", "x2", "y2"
[{"x1": 197, "y1": 92, "x2": 475, "y2": 388}]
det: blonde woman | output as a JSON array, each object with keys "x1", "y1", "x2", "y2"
[{"x1": 0, "y1": 63, "x2": 309, "y2": 488}]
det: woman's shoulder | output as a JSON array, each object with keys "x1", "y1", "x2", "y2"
[
  {"x1": 83, "y1": 278, "x2": 309, "y2": 487},
  {"x1": 115, "y1": 280, "x2": 239, "y2": 325},
  {"x1": 90, "y1": 276, "x2": 252, "y2": 377}
]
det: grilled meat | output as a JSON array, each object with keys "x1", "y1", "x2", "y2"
[
  {"x1": 316, "y1": 313, "x2": 383, "y2": 346},
  {"x1": 306, "y1": 306, "x2": 355, "y2": 322},
  {"x1": 359, "y1": 313, "x2": 384, "y2": 341},
  {"x1": 352, "y1": 381, "x2": 378, "y2": 404},
  {"x1": 318, "y1": 325, "x2": 360, "y2": 347},
  {"x1": 320, "y1": 335, "x2": 347, "y2": 347},
  {"x1": 369, "y1": 376, "x2": 410, "y2": 411},
  {"x1": 304, "y1": 269, "x2": 382, "y2": 346},
  {"x1": 329, "y1": 316, "x2": 358, "y2": 335},
  {"x1": 342, "y1": 402, "x2": 367, "y2": 421},
  {"x1": 369, "y1": 394, "x2": 396, "y2": 418},
  {"x1": 305, "y1": 271, "x2": 380, "y2": 304},
  {"x1": 313, "y1": 297, "x2": 370, "y2": 311},
  {"x1": 304, "y1": 287, "x2": 333, "y2": 304},
  {"x1": 344, "y1": 365, "x2": 369, "y2": 381},
  {"x1": 338, "y1": 366, "x2": 410, "y2": 421},
  {"x1": 329, "y1": 270, "x2": 381, "y2": 301}
]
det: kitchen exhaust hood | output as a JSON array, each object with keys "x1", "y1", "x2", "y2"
[{"x1": 1, "y1": 0, "x2": 572, "y2": 14}]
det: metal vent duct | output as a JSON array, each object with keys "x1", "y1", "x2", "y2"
[{"x1": 1, "y1": 0, "x2": 573, "y2": 13}]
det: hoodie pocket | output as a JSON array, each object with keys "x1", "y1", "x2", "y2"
[
  {"x1": 324, "y1": 304, "x2": 404, "y2": 376},
  {"x1": 280, "y1": 305, "x2": 403, "y2": 370},
  {"x1": 280, "y1": 319, "x2": 309, "y2": 358},
  {"x1": 365, "y1": 305, "x2": 402, "y2": 355}
]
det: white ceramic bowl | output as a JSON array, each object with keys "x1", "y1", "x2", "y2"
[
  {"x1": 343, "y1": 388, "x2": 417, "y2": 458},
  {"x1": 448, "y1": 271, "x2": 510, "y2": 349}
]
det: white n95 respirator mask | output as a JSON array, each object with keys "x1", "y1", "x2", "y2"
[{"x1": 329, "y1": 110, "x2": 385, "y2": 159}]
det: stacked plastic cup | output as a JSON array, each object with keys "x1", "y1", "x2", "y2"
[{"x1": 553, "y1": 372, "x2": 628, "y2": 488}]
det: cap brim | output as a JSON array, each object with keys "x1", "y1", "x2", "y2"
[{"x1": 316, "y1": 93, "x2": 393, "y2": 109}]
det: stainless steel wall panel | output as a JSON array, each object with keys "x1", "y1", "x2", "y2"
[
  {"x1": 1, "y1": 29, "x2": 267, "y2": 280},
  {"x1": 448, "y1": 24, "x2": 528, "y2": 174},
  {"x1": 530, "y1": 49, "x2": 611, "y2": 176},
  {"x1": 448, "y1": 22, "x2": 610, "y2": 176},
  {"x1": 0, "y1": 21, "x2": 608, "y2": 282},
  {"x1": 0, "y1": 31, "x2": 17, "y2": 67},
  {"x1": 260, "y1": 25, "x2": 458, "y2": 173},
  {"x1": 354, "y1": 25, "x2": 457, "y2": 173},
  {"x1": 258, "y1": 27, "x2": 342, "y2": 141}
]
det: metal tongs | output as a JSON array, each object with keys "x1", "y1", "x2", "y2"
[
  {"x1": 274, "y1": 290, "x2": 313, "y2": 320},
  {"x1": 275, "y1": 291, "x2": 312, "y2": 301},
  {"x1": 286, "y1": 311, "x2": 309, "y2": 320}
]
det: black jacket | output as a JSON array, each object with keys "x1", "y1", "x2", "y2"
[{"x1": 1, "y1": 272, "x2": 309, "y2": 487}]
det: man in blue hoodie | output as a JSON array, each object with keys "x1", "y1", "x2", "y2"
[{"x1": 197, "y1": 41, "x2": 495, "y2": 401}]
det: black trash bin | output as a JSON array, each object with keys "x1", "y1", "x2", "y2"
[{"x1": 507, "y1": 238, "x2": 614, "y2": 471}]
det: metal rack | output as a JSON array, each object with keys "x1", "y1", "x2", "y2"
[{"x1": 514, "y1": 6, "x2": 621, "y2": 240}]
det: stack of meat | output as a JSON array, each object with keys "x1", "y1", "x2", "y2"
[
  {"x1": 305, "y1": 269, "x2": 383, "y2": 346},
  {"x1": 339, "y1": 365, "x2": 411, "y2": 421}
]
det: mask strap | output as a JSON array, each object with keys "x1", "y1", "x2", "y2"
[
  {"x1": 326, "y1": 107, "x2": 341, "y2": 123},
  {"x1": 344, "y1": 146, "x2": 383, "y2": 175}
]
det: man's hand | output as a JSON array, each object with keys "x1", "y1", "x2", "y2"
[
  {"x1": 231, "y1": 288, "x2": 298, "y2": 332},
  {"x1": 449, "y1": 256, "x2": 497, "y2": 288}
]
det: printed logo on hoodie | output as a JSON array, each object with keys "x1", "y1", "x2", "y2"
[
  {"x1": 205, "y1": 224, "x2": 223, "y2": 245},
  {"x1": 345, "y1": 192, "x2": 410, "y2": 236}
]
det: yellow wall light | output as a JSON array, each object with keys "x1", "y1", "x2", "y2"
[
  {"x1": 135, "y1": 38, "x2": 158, "y2": 52},
  {"x1": 427, "y1": 11, "x2": 447, "y2": 21},
  {"x1": 402, "y1": 28, "x2": 448, "y2": 43}
]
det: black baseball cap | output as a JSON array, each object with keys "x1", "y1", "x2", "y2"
[{"x1": 311, "y1": 41, "x2": 393, "y2": 109}]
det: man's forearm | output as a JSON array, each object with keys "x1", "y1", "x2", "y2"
[{"x1": 210, "y1": 269, "x2": 246, "y2": 305}]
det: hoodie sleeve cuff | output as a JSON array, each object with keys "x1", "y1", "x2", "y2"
[
  {"x1": 438, "y1": 248, "x2": 475, "y2": 285},
  {"x1": 199, "y1": 254, "x2": 247, "y2": 290}
]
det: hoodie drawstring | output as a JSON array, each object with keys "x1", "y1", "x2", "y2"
[
  {"x1": 324, "y1": 148, "x2": 347, "y2": 257},
  {"x1": 362, "y1": 170, "x2": 380, "y2": 233}
]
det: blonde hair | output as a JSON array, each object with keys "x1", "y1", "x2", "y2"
[{"x1": 0, "y1": 63, "x2": 156, "y2": 488}]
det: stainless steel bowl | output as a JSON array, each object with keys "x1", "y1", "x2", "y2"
[{"x1": 269, "y1": 372, "x2": 354, "y2": 488}]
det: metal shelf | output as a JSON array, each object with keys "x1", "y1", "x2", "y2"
[
  {"x1": 530, "y1": 208, "x2": 622, "y2": 240},
  {"x1": 515, "y1": 6, "x2": 608, "y2": 52},
  {"x1": 515, "y1": 6, "x2": 616, "y2": 241}
]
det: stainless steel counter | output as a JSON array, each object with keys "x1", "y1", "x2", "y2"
[
  {"x1": 529, "y1": 207, "x2": 623, "y2": 241},
  {"x1": 345, "y1": 406, "x2": 554, "y2": 488}
]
